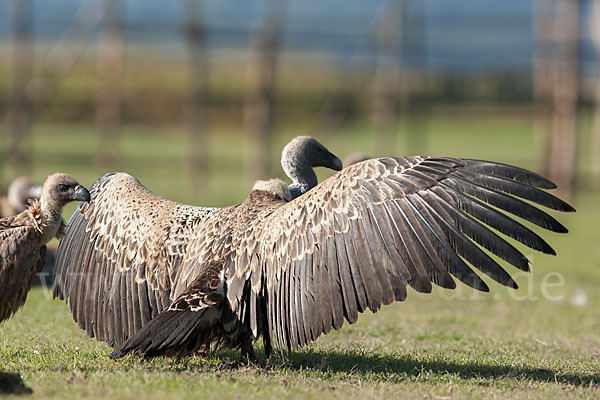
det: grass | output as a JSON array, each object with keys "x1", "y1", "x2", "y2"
[{"x1": 1, "y1": 110, "x2": 599, "y2": 398}]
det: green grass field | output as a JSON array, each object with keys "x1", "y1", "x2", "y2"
[{"x1": 1, "y1": 111, "x2": 599, "y2": 398}]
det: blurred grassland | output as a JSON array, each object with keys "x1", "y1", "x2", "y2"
[
  {"x1": 5, "y1": 106, "x2": 545, "y2": 207},
  {"x1": 0, "y1": 111, "x2": 599, "y2": 398}
]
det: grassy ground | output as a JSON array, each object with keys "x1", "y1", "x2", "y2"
[{"x1": 1, "y1": 111, "x2": 599, "y2": 398}]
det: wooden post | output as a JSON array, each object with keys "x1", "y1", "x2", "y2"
[
  {"x1": 244, "y1": 0, "x2": 283, "y2": 183},
  {"x1": 404, "y1": 0, "x2": 428, "y2": 156},
  {"x1": 6, "y1": 0, "x2": 33, "y2": 181},
  {"x1": 545, "y1": 0, "x2": 579, "y2": 199},
  {"x1": 96, "y1": 0, "x2": 124, "y2": 171},
  {"x1": 183, "y1": 0, "x2": 208, "y2": 196},
  {"x1": 533, "y1": 0, "x2": 554, "y2": 176},
  {"x1": 372, "y1": 0, "x2": 403, "y2": 156},
  {"x1": 591, "y1": 0, "x2": 600, "y2": 188}
]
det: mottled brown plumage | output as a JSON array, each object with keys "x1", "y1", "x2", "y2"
[
  {"x1": 53, "y1": 137, "x2": 339, "y2": 348},
  {"x1": 109, "y1": 156, "x2": 573, "y2": 360},
  {"x1": 53, "y1": 172, "x2": 217, "y2": 345},
  {"x1": 0, "y1": 173, "x2": 89, "y2": 322}
]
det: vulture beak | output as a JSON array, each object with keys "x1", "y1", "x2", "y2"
[
  {"x1": 73, "y1": 185, "x2": 91, "y2": 202},
  {"x1": 329, "y1": 154, "x2": 343, "y2": 171}
]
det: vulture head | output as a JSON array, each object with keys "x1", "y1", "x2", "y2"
[
  {"x1": 41, "y1": 173, "x2": 91, "y2": 210},
  {"x1": 281, "y1": 136, "x2": 343, "y2": 199},
  {"x1": 7, "y1": 177, "x2": 42, "y2": 214}
]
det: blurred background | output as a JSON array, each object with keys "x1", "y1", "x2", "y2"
[{"x1": 0, "y1": 0, "x2": 598, "y2": 208}]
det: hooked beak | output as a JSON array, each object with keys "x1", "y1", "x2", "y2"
[
  {"x1": 328, "y1": 153, "x2": 343, "y2": 171},
  {"x1": 73, "y1": 185, "x2": 91, "y2": 202}
]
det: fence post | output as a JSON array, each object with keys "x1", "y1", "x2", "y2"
[
  {"x1": 184, "y1": 0, "x2": 208, "y2": 196},
  {"x1": 591, "y1": 0, "x2": 600, "y2": 188},
  {"x1": 545, "y1": 0, "x2": 579, "y2": 200},
  {"x1": 533, "y1": 0, "x2": 553, "y2": 176},
  {"x1": 403, "y1": 0, "x2": 428, "y2": 156},
  {"x1": 373, "y1": 0, "x2": 404, "y2": 156},
  {"x1": 6, "y1": 0, "x2": 33, "y2": 182},
  {"x1": 244, "y1": 1, "x2": 284, "y2": 183},
  {"x1": 96, "y1": 0, "x2": 124, "y2": 172}
]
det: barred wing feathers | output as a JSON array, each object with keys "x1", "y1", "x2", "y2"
[
  {"x1": 52, "y1": 172, "x2": 215, "y2": 346},
  {"x1": 226, "y1": 156, "x2": 574, "y2": 352}
]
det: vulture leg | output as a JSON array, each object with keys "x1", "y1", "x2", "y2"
[
  {"x1": 261, "y1": 295, "x2": 273, "y2": 359},
  {"x1": 239, "y1": 333, "x2": 258, "y2": 364}
]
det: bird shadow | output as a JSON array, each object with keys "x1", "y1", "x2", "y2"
[
  {"x1": 278, "y1": 348, "x2": 600, "y2": 386},
  {"x1": 206, "y1": 348, "x2": 599, "y2": 387},
  {"x1": 0, "y1": 371, "x2": 32, "y2": 396}
]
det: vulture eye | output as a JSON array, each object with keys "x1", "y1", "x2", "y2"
[{"x1": 58, "y1": 184, "x2": 69, "y2": 192}]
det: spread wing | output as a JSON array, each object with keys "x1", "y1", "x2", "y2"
[
  {"x1": 226, "y1": 156, "x2": 574, "y2": 352},
  {"x1": 52, "y1": 172, "x2": 215, "y2": 346},
  {"x1": 0, "y1": 225, "x2": 45, "y2": 322}
]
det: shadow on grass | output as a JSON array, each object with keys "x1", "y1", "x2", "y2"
[
  {"x1": 159, "y1": 347, "x2": 599, "y2": 387},
  {"x1": 272, "y1": 348, "x2": 599, "y2": 386},
  {"x1": 0, "y1": 371, "x2": 32, "y2": 396},
  {"x1": 118, "y1": 346, "x2": 599, "y2": 387}
]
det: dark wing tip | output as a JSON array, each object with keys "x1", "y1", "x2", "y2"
[{"x1": 463, "y1": 159, "x2": 558, "y2": 189}]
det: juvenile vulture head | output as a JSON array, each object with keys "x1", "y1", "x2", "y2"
[
  {"x1": 281, "y1": 136, "x2": 343, "y2": 199},
  {"x1": 7, "y1": 177, "x2": 42, "y2": 214},
  {"x1": 40, "y1": 172, "x2": 90, "y2": 210},
  {"x1": 41, "y1": 173, "x2": 91, "y2": 210},
  {"x1": 37, "y1": 173, "x2": 90, "y2": 244}
]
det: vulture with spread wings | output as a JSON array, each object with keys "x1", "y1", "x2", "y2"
[
  {"x1": 52, "y1": 136, "x2": 343, "y2": 349},
  {"x1": 53, "y1": 142, "x2": 573, "y2": 362}
]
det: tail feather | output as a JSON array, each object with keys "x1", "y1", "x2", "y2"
[{"x1": 109, "y1": 308, "x2": 214, "y2": 359}]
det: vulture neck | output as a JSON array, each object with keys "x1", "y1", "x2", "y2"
[
  {"x1": 38, "y1": 199, "x2": 65, "y2": 244},
  {"x1": 286, "y1": 166, "x2": 317, "y2": 200}
]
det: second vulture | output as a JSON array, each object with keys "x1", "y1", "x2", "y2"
[
  {"x1": 53, "y1": 138, "x2": 574, "y2": 361},
  {"x1": 0, "y1": 173, "x2": 89, "y2": 323}
]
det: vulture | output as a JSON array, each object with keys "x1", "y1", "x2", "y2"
[
  {"x1": 0, "y1": 177, "x2": 42, "y2": 217},
  {"x1": 0, "y1": 173, "x2": 90, "y2": 323},
  {"x1": 52, "y1": 136, "x2": 343, "y2": 349},
  {"x1": 52, "y1": 141, "x2": 574, "y2": 362}
]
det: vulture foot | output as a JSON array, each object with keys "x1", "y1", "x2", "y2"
[{"x1": 239, "y1": 336, "x2": 258, "y2": 365}]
